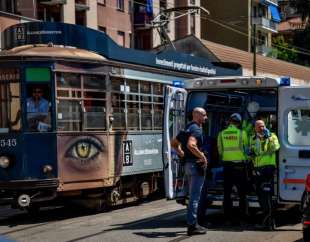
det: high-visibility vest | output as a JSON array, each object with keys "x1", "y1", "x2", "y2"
[
  {"x1": 217, "y1": 124, "x2": 248, "y2": 162},
  {"x1": 242, "y1": 120, "x2": 254, "y2": 139},
  {"x1": 250, "y1": 133, "x2": 280, "y2": 168}
]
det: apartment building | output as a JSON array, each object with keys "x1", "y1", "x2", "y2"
[
  {"x1": 133, "y1": 0, "x2": 201, "y2": 50},
  {"x1": 0, "y1": 0, "x2": 131, "y2": 48},
  {"x1": 201, "y1": 0, "x2": 281, "y2": 56},
  {"x1": 277, "y1": 0, "x2": 307, "y2": 41}
]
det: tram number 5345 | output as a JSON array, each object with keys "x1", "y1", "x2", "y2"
[
  {"x1": 0, "y1": 139, "x2": 17, "y2": 147},
  {"x1": 123, "y1": 140, "x2": 133, "y2": 166}
]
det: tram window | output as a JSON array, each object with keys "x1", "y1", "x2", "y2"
[
  {"x1": 111, "y1": 93, "x2": 125, "y2": 130},
  {"x1": 111, "y1": 77, "x2": 123, "y2": 92},
  {"x1": 140, "y1": 81, "x2": 151, "y2": 94},
  {"x1": 57, "y1": 73, "x2": 81, "y2": 88},
  {"x1": 141, "y1": 103, "x2": 152, "y2": 130},
  {"x1": 127, "y1": 106, "x2": 139, "y2": 130},
  {"x1": 57, "y1": 100, "x2": 81, "y2": 131},
  {"x1": 126, "y1": 79, "x2": 138, "y2": 93},
  {"x1": 84, "y1": 75, "x2": 106, "y2": 90},
  {"x1": 153, "y1": 96, "x2": 163, "y2": 103},
  {"x1": 56, "y1": 73, "x2": 107, "y2": 131},
  {"x1": 83, "y1": 75, "x2": 106, "y2": 130},
  {"x1": 153, "y1": 83, "x2": 163, "y2": 95},
  {"x1": 154, "y1": 104, "x2": 163, "y2": 130},
  {"x1": 0, "y1": 74, "x2": 21, "y2": 132},
  {"x1": 26, "y1": 84, "x2": 51, "y2": 132},
  {"x1": 84, "y1": 100, "x2": 106, "y2": 130}
]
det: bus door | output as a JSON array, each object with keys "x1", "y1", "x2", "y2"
[
  {"x1": 163, "y1": 85, "x2": 187, "y2": 199},
  {"x1": 23, "y1": 66, "x2": 57, "y2": 179},
  {"x1": 278, "y1": 86, "x2": 310, "y2": 202}
]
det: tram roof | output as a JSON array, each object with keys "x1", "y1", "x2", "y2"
[
  {"x1": 0, "y1": 44, "x2": 106, "y2": 61},
  {"x1": 1, "y1": 22, "x2": 242, "y2": 77}
]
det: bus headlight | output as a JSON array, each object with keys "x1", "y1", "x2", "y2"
[{"x1": 0, "y1": 156, "x2": 10, "y2": 168}]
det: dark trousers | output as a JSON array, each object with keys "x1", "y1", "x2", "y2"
[
  {"x1": 223, "y1": 162, "x2": 247, "y2": 219},
  {"x1": 254, "y1": 165, "x2": 275, "y2": 221}
]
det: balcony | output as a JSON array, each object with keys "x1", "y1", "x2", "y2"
[
  {"x1": 256, "y1": 45, "x2": 277, "y2": 57},
  {"x1": 252, "y1": 17, "x2": 278, "y2": 33},
  {"x1": 38, "y1": 0, "x2": 66, "y2": 5},
  {"x1": 75, "y1": 0, "x2": 89, "y2": 11},
  {"x1": 134, "y1": 12, "x2": 153, "y2": 29},
  {"x1": 263, "y1": 0, "x2": 278, "y2": 6}
]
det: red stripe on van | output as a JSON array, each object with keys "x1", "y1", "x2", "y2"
[{"x1": 283, "y1": 178, "x2": 305, "y2": 184}]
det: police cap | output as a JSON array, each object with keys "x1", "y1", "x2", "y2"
[{"x1": 230, "y1": 113, "x2": 242, "y2": 122}]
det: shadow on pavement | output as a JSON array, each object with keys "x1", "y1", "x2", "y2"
[{"x1": 63, "y1": 206, "x2": 302, "y2": 242}]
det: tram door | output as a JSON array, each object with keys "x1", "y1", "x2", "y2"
[
  {"x1": 163, "y1": 85, "x2": 187, "y2": 199},
  {"x1": 23, "y1": 67, "x2": 57, "y2": 179}
]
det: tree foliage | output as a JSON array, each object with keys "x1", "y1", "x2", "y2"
[{"x1": 269, "y1": 35, "x2": 298, "y2": 63}]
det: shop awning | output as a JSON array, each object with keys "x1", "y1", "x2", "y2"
[{"x1": 269, "y1": 5, "x2": 281, "y2": 23}]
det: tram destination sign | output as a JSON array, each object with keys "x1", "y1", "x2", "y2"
[{"x1": 2, "y1": 22, "x2": 241, "y2": 77}]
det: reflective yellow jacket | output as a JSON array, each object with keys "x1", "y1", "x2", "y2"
[
  {"x1": 250, "y1": 133, "x2": 280, "y2": 168},
  {"x1": 217, "y1": 124, "x2": 248, "y2": 162}
]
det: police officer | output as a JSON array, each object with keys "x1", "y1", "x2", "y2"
[
  {"x1": 217, "y1": 113, "x2": 249, "y2": 223},
  {"x1": 171, "y1": 107, "x2": 208, "y2": 236},
  {"x1": 249, "y1": 119, "x2": 280, "y2": 230}
]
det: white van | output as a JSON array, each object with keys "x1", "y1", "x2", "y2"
[{"x1": 163, "y1": 76, "x2": 310, "y2": 206}]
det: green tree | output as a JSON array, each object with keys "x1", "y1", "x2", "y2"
[{"x1": 269, "y1": 36, "x2": 298, "y2": 63}]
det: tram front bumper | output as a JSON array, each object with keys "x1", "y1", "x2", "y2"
[{"x1": 0, "y1": 179, "x2": 59, "y2": 206}]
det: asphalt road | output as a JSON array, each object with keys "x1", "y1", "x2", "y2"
[{"x1": 0, "y1": 197, "x2": 304, "y2": 242}]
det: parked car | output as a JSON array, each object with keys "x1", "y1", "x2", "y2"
[{"x1": 301, "y1": 174, "x2": 310, "y2": 242}]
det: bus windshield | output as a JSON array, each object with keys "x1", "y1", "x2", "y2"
[{"x1": 0, "y1": 68, "x2": 21, "y2": 133}]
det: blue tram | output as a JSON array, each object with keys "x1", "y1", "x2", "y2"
[{"x1": 0, "y1": 22, "x2": 241, "y2": 211}]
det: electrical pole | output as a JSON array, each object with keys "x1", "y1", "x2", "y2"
[
  {"x1": 251, "y1": 0, "x2": 257, "y2": 76},
  {"x1": 253, "y1": 23, "x2": 257, "y2": 76}
]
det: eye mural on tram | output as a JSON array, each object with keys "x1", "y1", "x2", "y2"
[{"x1": 64, "y1": 135, "x2": 105, "y2": 172}]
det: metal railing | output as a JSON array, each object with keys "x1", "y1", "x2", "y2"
[{"x1": 252, "y1": 17, "x2": 278, "y2": 32}]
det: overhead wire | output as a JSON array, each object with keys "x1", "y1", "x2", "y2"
[{"x1": 102, "y1": 0, "x2": 310, "y2": 56}]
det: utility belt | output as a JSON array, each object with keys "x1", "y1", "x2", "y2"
[
  {"x1": 223, "y1": 160, "x2": 247, "y2": 165},
  {"x1": 253, "y1": 165, "x2": 275, "y2": 176},
  {"x1": 223, "y1": 161, "x2": 248, "y2": 171}
]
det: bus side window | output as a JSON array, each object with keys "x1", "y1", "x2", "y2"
[{"x1": 26, "y1": 85, "x2": 51, "y2": 132}]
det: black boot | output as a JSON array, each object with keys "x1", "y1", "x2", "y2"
[
  {"x1": 263, "y1": 215, "x2": 275, "y2": 231},
  {"x1": 187, "y1": 224, "x2": 207, "y2": 236}
]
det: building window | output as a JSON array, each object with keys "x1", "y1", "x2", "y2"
[
  {"x1": 97, "y1": 0, "x2": 105, "y2": 5},
  {"x1": 129, "y1": 33, "x2": 133, "y2": 48},
  {"x1": 98, "y1": 26, "x2": 106, "y2": 33},
  {"x1": 190, "y1": 13, "x2": 195, "y2": 35},
  {"x1": 117, "y1": 0, "x2": 124, "y2": 11},
  {"x1": 117, "y1": 31, "x2": 125, "y2": 47},
  {"x1": 190, "y1": 0, "x2": 195, "y2": 5},
  {"x1": 75, "y1": 10, "x2": 87, "y2": 26},
  {"x1": 37, "y1": 3, "x2": 62, "y2": 22}
]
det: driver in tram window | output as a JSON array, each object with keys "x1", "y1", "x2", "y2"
[{"x1": 27, "y1": 85, "x2": 50, "y2": 132}]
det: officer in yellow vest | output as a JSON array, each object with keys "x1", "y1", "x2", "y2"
[
  {"x1": 249, "y1": 119, "x2": 280, "y2": 230},
  {"x1": 217, "y1": 113, "x2": 249, "y2": 222}
]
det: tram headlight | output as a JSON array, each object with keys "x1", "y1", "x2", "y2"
[
  {"x1": 0, "y1": 156, "x2": 10, "y2": 168},
  {"x1": 43, "y1": 165, "x2": 53, "y2": 174}
]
